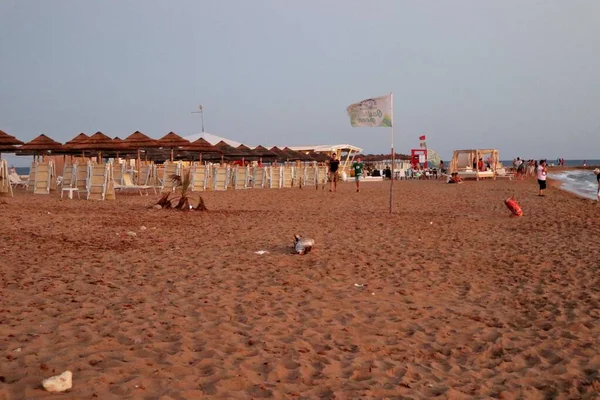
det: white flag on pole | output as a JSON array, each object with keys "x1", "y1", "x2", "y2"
[{"x1": 346, "y1": 94, "x2": 393, "y2": 127}]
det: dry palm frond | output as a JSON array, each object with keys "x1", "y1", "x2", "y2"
[{"x1": 155, "y1": 170, "x2": 207, "y2": 211}]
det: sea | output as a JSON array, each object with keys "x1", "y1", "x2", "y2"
[{"x1": 548, "y1": 169, "x2": 600, "y2": 200}]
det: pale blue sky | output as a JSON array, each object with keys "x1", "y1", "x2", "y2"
[{"x1": 1, "y1": 0, "x2": 599, "y2": 167}]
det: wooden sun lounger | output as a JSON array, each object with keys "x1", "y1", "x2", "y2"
[
  {"x1": 232, "y1": 166, "x2": 250, "y2": 189},
  {"x1": 0, "y1": 160, "x2": 13, "y2": 197},
  {"x1": 282, "y1": 166, "x2": 293, "y2": 188},
  {"x1": 114, "y1": 172, "x2": 150, "y2": 196},
  {"x1": 269, "y1": 166, "x2": 282, "y2": 189},
  {"x1": 252, "y1": 167, "x2": 267, "y2": 188},
  {"x1": 191, "y1": 165, "x2": 208, "y2": 192},
  {"x1": 33, "y1": 162, "x2": 52, "y2": 195},
  {"x1": 213, "y1": 166, "x2": 230, "y2": 191}
]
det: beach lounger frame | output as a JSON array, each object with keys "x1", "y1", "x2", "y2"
[
  {"x1": 268, "y1": 166, "x2": 283, "y2": 189},
  {"x1": 232, "y1": 165, "x2": 250, "y2": 189},
  {"x1": 26, "y1": 161, "x2": 36, "y2": 192},
  {"x1": 213, "y1": 165, "x2": 230, "y2": 191},
  {"x1": 114, "y1": 172, "x2": 150, "y2": 196},
  {"x1": 252, "y1": 167, "x2": 267, "y2": 188},
  {"x1": 190, "y1": 164, "x2": 208, "y2": 192},
  {"x1": 33, "y1": 161, "x2": 53, "y2": 195},
  {"x1": 161, "y1": 162, "x2": 181, "y2": 193},
  {"x1": 282, "y1": 166, "x2": 293, "y2": 188},
  {"x1": 0, "y1": 160, "x2": 13, "y2": 197},
  {"x1": 87, "y1": 163, "x2": 110, "y2": 200},
  {"x1": 303, "y1": 165, "x2": 318, "y2": 188}
]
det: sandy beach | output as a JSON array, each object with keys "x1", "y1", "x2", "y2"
[{"x1": 1, "y1": 178, "x2": 599, "y2": 399}]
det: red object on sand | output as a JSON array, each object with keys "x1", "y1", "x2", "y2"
[{"x1": 505, "y1": 198, "x2": 523, "y2": 217}]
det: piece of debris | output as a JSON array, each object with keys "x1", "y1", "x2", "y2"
[
  {"x1": 42, "y1": 371, "x2": 72, "y2": 392},
  {"x1": 294, "y1": 235, "x2": 315, "y2": 255},
  {"x1": 254, "y1": 250, "x2": 269, "y2": 255}
]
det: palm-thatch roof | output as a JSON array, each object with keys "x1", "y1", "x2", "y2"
[
  {"x1": 18, "y1": 134, "x2": 64, "y2": 152},
  {"x1": 70, "y1": 131, "x2": 126, "y2": 151},
  {"x1": 123, "y1": 131, "x2": 161, "y2": 148},
  {"x1": 283, "y1": 147, "x2": 314, "y2": 161},
  {"x1": 157, "y1": 132, "x2": 190, "y2": 148},
  {"x1": 269, "y1": 146, "x2": 292, "y2": 161},
  {"x1": 0, "y1": 129, "x2": 24, "y2": 146},
  {"x1": 215, "y1": 140, "x2": 245, "y2": 157},
  {"x1": 252, "y1": 145, "x2": 278, "y2": 159}
]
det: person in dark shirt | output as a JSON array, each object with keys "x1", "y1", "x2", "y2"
[
  {"x1": 352, "y1": 157, "x2": 364, "y2": 192},
  {"x1": 595, "y1": 168, "x2": 600, "y2": 203},
  {"x1": 329, "y1": 153, "x2": 340, "y2": 192}
]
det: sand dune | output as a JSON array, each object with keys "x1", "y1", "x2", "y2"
[{"x1": 1, "y1": 179, "x2": 599, "y2": 399}]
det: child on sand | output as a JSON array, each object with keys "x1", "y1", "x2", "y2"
[
  {"x1": 352, "y1": 157, "x2": 364, "y2": 192},
  {"x1": 448, "y1": 172, "x2": 463, "y2": 184}
]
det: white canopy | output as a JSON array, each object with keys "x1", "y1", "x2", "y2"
[
  {"x1": 288, "y1": 144, "x2": 363, "y2": 153},
  {"x1": 183, "y1": 132, "x2": 243, "y2": 147},
  {"x1": 182, "y1": 133, "x2": 363, "y2": 154}
]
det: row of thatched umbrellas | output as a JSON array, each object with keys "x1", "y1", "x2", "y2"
[{"x1": 0, "y1": 129, "x2": 333, "y2": 163}]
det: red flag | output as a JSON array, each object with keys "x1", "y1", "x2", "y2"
[{"x1": 419, "y1": 135, "x2": 426, "y2": 141}]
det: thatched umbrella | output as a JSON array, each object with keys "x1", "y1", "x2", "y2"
[
  {"x1": 181, "y1": 137, "x2": 221, "y2": 163},
  {"x1": 157, "y1": 132, "x2": 191, "y2": 162},
  {"x1": 105, "y1": 136, "x2": 137, "y2": 158},
  {"x1": 251, "y1": 145, "x2": 278, "y2": 164},
  {"x1": 63, "y1": 133, "x2": 90, "y2": 158},
  {"x1": 306, "y1": 151, "x2": 330, "y2": 162},
  {"x1": 0, "y1": 129, "x2": 24, "y2": 159},
  {"x1": 17, "y1": 134, "x2": 64, "y2": 160},
  {"x1": 269, "y1": 146, "x2": 293, "y2": 162},
  {"x1": 215, "y1": 140, "x2": 245, "y2": 163},
  {"x1": 236, "y1": 144, "x2": 262, "y2": 162},
  {"x1": 69, "y1": 131, "x2": 124, "y2": 161},
  {"x1": 283, "y1": 147, "x2": 314, "y2": 162},
  {"x1": 123, "y1": 131, "x2": 161, "y2": 183}
]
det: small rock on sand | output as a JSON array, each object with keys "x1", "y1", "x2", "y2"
[
  {"x1": 42, "y1": 371, "x2": 72, "y2": 392},
  {"x1": 153, "y1": 204, "x2": 162, "y2": 210},
  {"x1": 126, "y1": 231, "x2": 137, "y2": 237},
  {"x1": 140, "y1": 226, "x2": 147, "y2": 231}
]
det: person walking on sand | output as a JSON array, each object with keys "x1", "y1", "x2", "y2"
[
  {"x1": 537, "y1": 159, "x2": 548, "y2": 196},
  {"x1": 352, "y1": 157, "x2": 364, "y2": 192},
  {"x1": 594, "y1": 168, "x2": 600, "y2": 204},
  {"x1": 328, "y1": 153, "x2": 340, "y2": 192}
]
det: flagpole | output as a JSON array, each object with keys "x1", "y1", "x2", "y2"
[{"x1": 390, "y1": 92, "x2": 394, "y2": 213}]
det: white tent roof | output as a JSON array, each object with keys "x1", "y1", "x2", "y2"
[
  {"x1": 288, "y1": 144, "x2": 363, "y2": 153},
  {"x1": 182, "y1": 133, "x2": 363, "y2": 153},
  {"x1": 183, "y1": 132, "x2": 243, "y2": 147}
]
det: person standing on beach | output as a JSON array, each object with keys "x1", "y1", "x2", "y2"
[
  {"x1": 537, "y1": 159, "x2": 548, "y2": 196},
  {"x1": 328, "y1": 153, "x2": 340, "y2": 192},
  {"x1": 594, "y1": 168, "x2": 600, "y2": 203},
  {"x1": 352, "y1": 157, "x2": 364, "y2": 192}
]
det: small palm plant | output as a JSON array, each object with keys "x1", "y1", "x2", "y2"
[{"x1": 156, "y1": 170, "x2": 207, "y2": 211}]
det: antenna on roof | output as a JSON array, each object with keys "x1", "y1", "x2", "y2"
[{"x1": 191, "y1": 105, "x2": 205, "y2": 132}]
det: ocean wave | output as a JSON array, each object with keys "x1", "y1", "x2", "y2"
[{"x1": 549, "y1": 171, "x2": 598, "y2": 200}]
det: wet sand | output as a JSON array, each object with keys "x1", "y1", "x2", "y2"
[{"x1": 1, "y1": 178, "x2": 599, "y2": 399}]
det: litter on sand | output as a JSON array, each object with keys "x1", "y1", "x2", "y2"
[{"x1": 254, "y1": 250, "x2": 269, "y2": 255}]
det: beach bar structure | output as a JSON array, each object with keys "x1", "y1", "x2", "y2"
[
  {"x1": 449, "y1": 149, "x2": 499, "y2": 180},
  {"x1": 289, "y1": 144, "x2": 362, "y2": 174}
]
